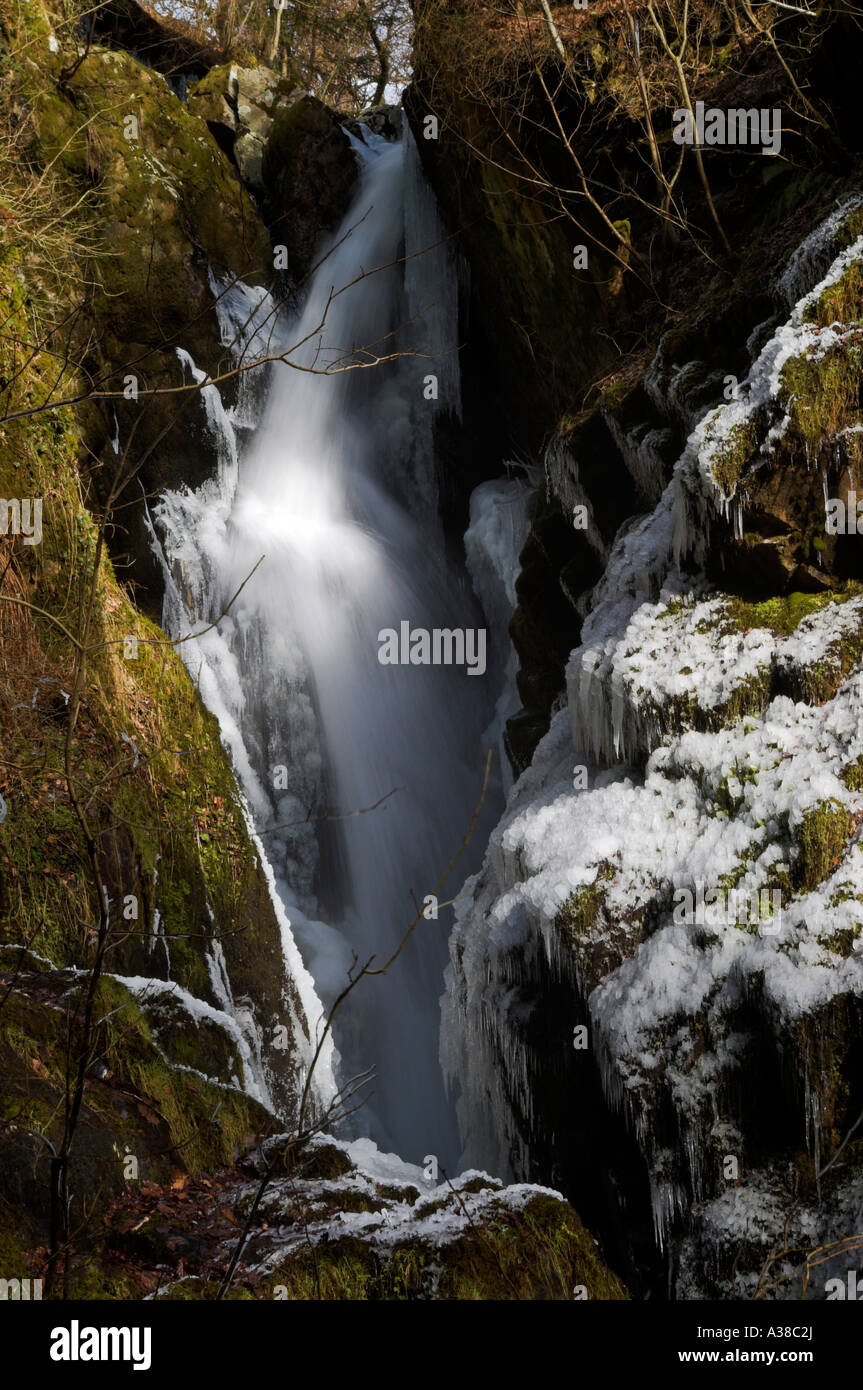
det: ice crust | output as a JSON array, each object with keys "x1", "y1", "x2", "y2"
[{"x1": 441, "y1": 202, "x2": 863, "y2": 1279}]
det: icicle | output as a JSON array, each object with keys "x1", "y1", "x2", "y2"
[{"x1": 733, "y1": 498, "x2": 744, "y2": 540}]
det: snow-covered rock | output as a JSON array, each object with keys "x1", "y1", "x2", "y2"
[{"x1": 442, "y1": 199, "x2": 863, "y2": 1296}]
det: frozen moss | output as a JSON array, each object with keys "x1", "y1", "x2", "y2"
[
  {"x1": 794, "y1": 801, "x2": 854, "y2": 892},
  {"x1": 706, "y1": 418, "x2": 759, "y2": 498},
  {"x1": 261, "y1": 1194, "x2": 627, "y2": 1301},
  {"x1": 781, "y1": 338, "x2": 863, "y2": 459},
  {"x1": 726, "y1": 587, "x2": 862, "y2": 638},
  {"x1": 558, "y1": 863, "x2": 616, "y2": 942}
]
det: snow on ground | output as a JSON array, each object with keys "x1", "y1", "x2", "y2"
[{"x1": 237, "y1": 1133, "x2": 565, "y2": 1267}]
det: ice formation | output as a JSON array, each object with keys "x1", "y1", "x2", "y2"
[
  {"x1": 441, "y1": 198, "x2": 863, "y2": 1293},
  {"x1": 151, "y1": 128, "x2": 497, "y2": 1163}
]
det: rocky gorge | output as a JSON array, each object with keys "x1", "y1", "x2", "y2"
[{"x1": 1, "y1": 0, "x2": 862, "y2": 1307}]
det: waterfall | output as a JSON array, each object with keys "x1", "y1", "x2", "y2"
[{"x1": 155, "y1": 126, "x2": 496, "y2": 1167}]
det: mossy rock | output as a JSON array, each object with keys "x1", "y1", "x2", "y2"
[
  {"x1": 556, "y1": 862, "x2": 650, "y2": 995},
  {"x1": 19, "y1": 40, "x2": 274, "y2": 600},
  {"x1": 781, "y1": 338, "x2": 863, "y2": 464},
  {"x1": 793, "y1": 801, "x2": 854, "y2": 892},
  {"x1": 189, "y1": 62, "x2": 303, "y2": 138},
  {"x1": 726, "y1": 587, "x2": 862, "y2": 638},
  {"x1": 187, "y1": 63, "x2": 239, "y2": 135},
  {"x1": 0, "y1": 264, "x2": 314, "y2": 1122},
  {"x1": 63, "y1": 1259, "x2": 142, "y2": 1301},
  {"x1": 127, "y1": 987, "x2": 245, "y2": 1085},
  {"x1": 0, "y1": 972, "x2": 273, "y2": 1171},
  {"x1": 705, "y1": 418, "x2": 760, "y2": 500},
  {"x1": 30, "y1": 48, "x2": 271, "y2": 354},
  {"x1": 375, "y1": 1182, "x2": 421, "y2": 1205},
  {"x1": 261, "y1": 1193, "x2": 626, "y2": 1300},
  {"x1": 841, "y1": 757, "x2": 863, "y2": 792},
  {"x1": 559, "y1": 876, "x2": 610, "y2": 942},
  {"x1": 293, "y1": 1141, "x2": 356, "y2": 1181}
]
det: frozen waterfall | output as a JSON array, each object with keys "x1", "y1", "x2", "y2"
[{"x1": 155, "y1": 126, "x2": 497, "y2": 1166}]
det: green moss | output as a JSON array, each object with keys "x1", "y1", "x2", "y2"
[
  {"x1": 261, "y1": 1195, "x2": 627, "y2": 1300},
  {"x1": 0, "y1": 241, "x2": 304, "y2": 1097},
  {"x1": 0, "y1": 971, "x2": 272, "y2": 1191},
  {"x1": 639, "y1": 669, "x2": 773, "y2": 747},
  {"x1": 812, "y1": 260, "x2": 863, "y2": 329},
  {"x1": 781, "y1": 339, "x2": 863, "y2": 459},
  {"x1": 265, "y1": 1237, "x2": 376, "y2": 1299},
  {"x1": 127, "y1": 1057, "x2": 268, "y2": 1175},
  {"x1": 601, "y1": 378, "x2": 629, "y2": 411},
  {"x1": 558, "y1": 863, "x2": 615, "y2": 940},
  {"x1": 794, "y1": 801, "x2": 854, "y2": 892},
  {"x1": 824, "y1": 925, "x2": 862, "y2": 958},
  {"x1": 706, "y1": 419, "x2": 758, "y2": 498},
  {"x1": 28, "y1": 48, "x2": 271, "y2": 334},
  {"x1": 802, "y1": 215, "x2": 863, "y2": 326},
  {"x1": 726, "y1": 586, "x2": 862, "y2": 637},
  {"x1": 413, "y1": 1194, "x2": 450, "y2": 1218},
  {"x1": 457, "y1": 1175, "x2": 502, "y2": 1195},
  {"x1": 65, "y1": 1260, "x2": 141, "y2": 1300},
  {"x1": 841, "y1": 757, "x2": 863, "y2": 792},
  {"x1": 375, "y1": 1183, "x2": 420, "y2": 1205},
  {"x1": 714, "y1": 764, "x2": 759, "y2": 817},
  {"x1": 720, "y1": 586, "x2": 863, "y2": 704},
  {"x1": 292, "y1": 1142, "x2": 355, "y2": 1181}
]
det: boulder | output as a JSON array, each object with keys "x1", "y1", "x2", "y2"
[
  {"x1": 344, "y1": 104, "x2": 402, "y2": 142},
  {"x1": 188, "y1": 62, "x2": 304, "y2": 192},
  {"x1": 262, "y1": 96, "x2": 359, "y2": 278},
  {"x1": 189, "y1": 72, "x2": 367, "y2": 276}
]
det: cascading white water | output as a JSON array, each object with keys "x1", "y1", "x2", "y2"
[{"x1": 155, "y1": 126, "x2": 496, "y2": 1166}]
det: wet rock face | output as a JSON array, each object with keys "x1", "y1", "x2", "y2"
[
  {"x1": 505, "y1": 492, "x2": 592, "y2": 776},
  {"x1": 262, "y1": 96, "x2": 359, "y2": 279}
]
